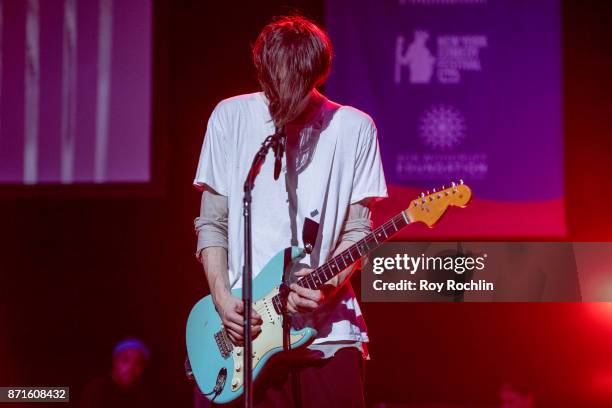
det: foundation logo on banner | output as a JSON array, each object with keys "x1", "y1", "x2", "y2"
[
  {"x1": 419, "y1": 104, "x2": 465, "y2": 150},
  {"x1": 395, "y1": 104, "x2": 488, "y2": 181}
]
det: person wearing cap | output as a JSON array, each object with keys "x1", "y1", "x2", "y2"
[{"x1": 79, "y1": 337, "x2": 153, "y2": 408}]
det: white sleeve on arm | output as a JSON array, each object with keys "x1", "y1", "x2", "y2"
[
  {"x1": 350, "y1": 119, "x2": 388, "y2": 205},
  {"x1": 339, "y1": 201, "x2": 373, "y2": 243},
  {"x1": 193, "y1": 107, "x2": 230, "y2": 261},
  {"x1": 193, "y1": 109, "x2": 229, "y2": 196},
  {"x1": 194, "y1": 188, "x2": 228, "y2": 261}
]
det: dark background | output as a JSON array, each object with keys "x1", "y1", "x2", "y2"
[{"x1": 1, "y1": 0, "x2": 612, "y2": 407}]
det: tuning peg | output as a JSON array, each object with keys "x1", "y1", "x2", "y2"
[
  {"x1": 420, "y1": 192, "x2": 425, "y2": 198},
  {"x1": 426, "y1": 190, "x2": 430, "y2": 195},
  {"x1": 432, "y1": 188, "x2": 437, "y2": 193},
  {"x1": 459, "y1": 179, "x2": 464, "y2": 185},
  {"x1": 441, "y1": 185, "x2": 445, "y2": 190},
  {"x1": 437, "y1": 194, "x2": 442, "y2": 199},
  {"x1": 450, "y1": 181, "x2": 456, "y2": 187}
]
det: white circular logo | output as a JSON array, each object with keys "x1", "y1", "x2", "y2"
[{"x1": 419, "y1": 104, "x2": 466, "y2": 150}]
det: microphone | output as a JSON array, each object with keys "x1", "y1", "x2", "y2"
[{"x1": 273, "y1": 127, "x2": 286, "y2": 180}]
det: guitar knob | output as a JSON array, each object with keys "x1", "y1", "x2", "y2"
[
  {"x1": 236, "y1": 349, "x2": 242, "y2": 356},
  {"x1": 232, "y1": 378, "x2": 240, "y2": 388},
  {"x1": 235, "y1": 362, "x2": 242, "y2": 372}
]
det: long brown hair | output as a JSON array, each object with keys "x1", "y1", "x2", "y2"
[{"x1": 252, "y1": 15, "x2": 333, "y2": 129}]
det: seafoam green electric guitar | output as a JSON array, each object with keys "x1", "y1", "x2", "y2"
[{"x1": 186, "y1": 182, "x2": 472, "y2": 404}]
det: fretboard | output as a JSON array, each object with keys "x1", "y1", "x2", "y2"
[{"x1": 298, "y1": 210, "x2": 410, "y2": 290}]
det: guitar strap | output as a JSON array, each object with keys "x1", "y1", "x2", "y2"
[{"x1": 302, "y1": 217, "x2": 320, "y2": 253}]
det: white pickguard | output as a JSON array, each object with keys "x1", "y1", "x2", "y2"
[{"x1": 228, "y1": 287, "x2": 308, "y2": 391}]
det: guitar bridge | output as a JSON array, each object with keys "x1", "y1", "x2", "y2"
[{"x1": 214, "y1": 329, "x2": 233, "y2": 359}]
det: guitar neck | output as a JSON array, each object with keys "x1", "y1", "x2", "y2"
[{"x1": 297, "y1": 211, "x2": 410, "y2": 290}]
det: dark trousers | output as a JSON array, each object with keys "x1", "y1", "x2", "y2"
[{"x1": 196, "y1": 347, "x2": 365, "y2": 408}]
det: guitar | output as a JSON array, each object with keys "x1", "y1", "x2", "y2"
[{"x1": 186, "y1": 181, "x2": 472, "y2": 404}]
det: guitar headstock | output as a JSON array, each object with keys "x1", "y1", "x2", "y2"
[{"x1": 404, "y1": 180, "x2": 472, "y2": 227}]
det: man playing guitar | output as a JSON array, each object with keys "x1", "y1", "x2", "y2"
[{"x1": 193, "y1": 15, "x2": 387, "y2": 407}]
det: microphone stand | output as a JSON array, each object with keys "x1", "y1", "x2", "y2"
[{"x1": 242, "y1": 129, "x2": 284, "y2": 408}]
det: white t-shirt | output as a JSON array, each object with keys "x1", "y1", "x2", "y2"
[{"x1": 193, "y1": 92, "x2": 387, "y2": 345}]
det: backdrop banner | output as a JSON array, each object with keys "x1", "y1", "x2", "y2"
[{"x1": 326, "y1": 0, "x2": 564, "y2": 237}]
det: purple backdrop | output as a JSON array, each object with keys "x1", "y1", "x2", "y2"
[
  {"x1": 326, "y1": 0, "x2": 565, "y2": 236},
  {"x1": 0, "y1": 0, "x2": 151, "y2": 184}
]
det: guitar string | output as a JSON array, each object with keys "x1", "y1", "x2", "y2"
[
  {"x1": 245, "y1": 214, "x2": 405, "y2": 316},
  {"x1": 254, "y1": 192, "x2": 448, "y2": 309},
  {"x1": 229, "y1": 213, "x2": 409, "y2": 340},
  {"x1": 230, "y1": 193, "x2": 453, "y2": 341},
  {"x1": 298, "y1": 211, "x2": 408, "y2": 289},
  {"x1": 274, "y1": 212, "x2": 406, "y2": 293}
]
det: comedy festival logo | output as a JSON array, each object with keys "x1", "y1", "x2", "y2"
[
  {"x1": 394, "y1": 30, "x2": 436, "y2": 84},
  {"x1": 395, "y1": 30, "x2": 487, "y2": 85}
]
